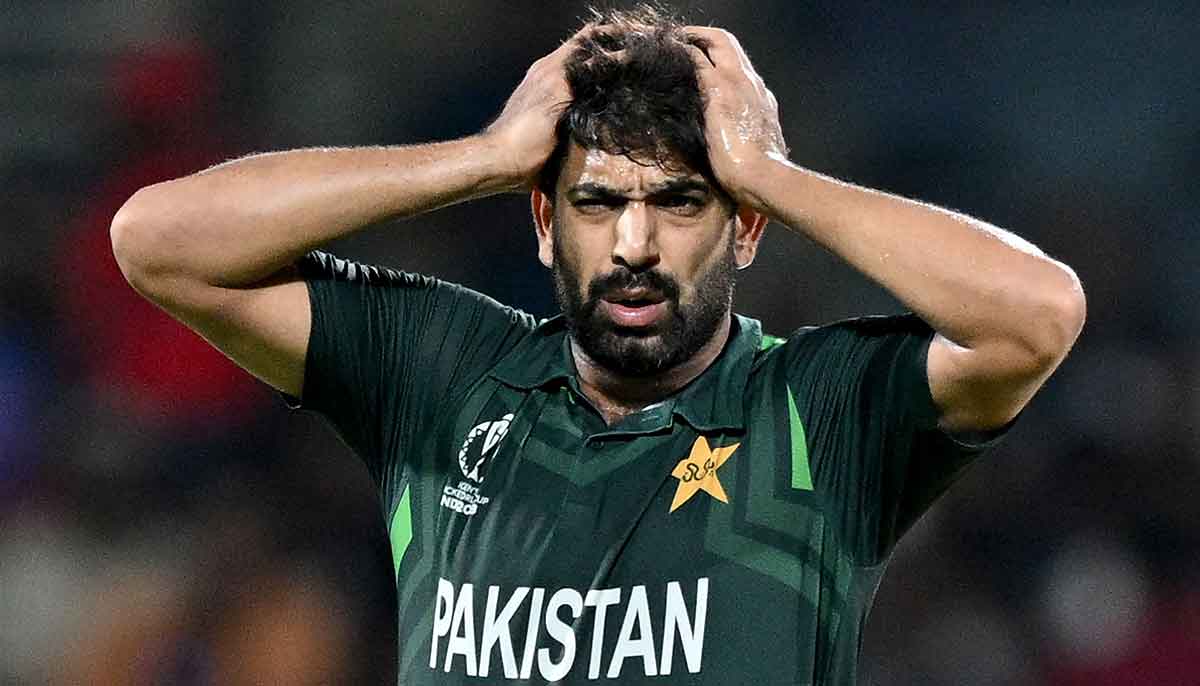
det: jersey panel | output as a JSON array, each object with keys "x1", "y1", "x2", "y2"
[
  {"x1": 288, "y1": 261, "x2": 1007, "y2": 686},
  {"x1": 297, "y1": 251, "x2": 537, "y2": 479},
  {"x1": 294, "y1": 251, "x2": 539, "y2": 586},
  {"x1": 776, "y1": 313, "x2": 994, "y2": 565}
]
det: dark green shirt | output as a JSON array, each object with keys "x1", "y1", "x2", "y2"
[{"x1": 294, "y1": 251, "x2": 999, "y2": 685}]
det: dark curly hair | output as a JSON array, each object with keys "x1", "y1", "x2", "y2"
[{"x1": 536, "y1": 5, "x2": 715, "y2": 198}]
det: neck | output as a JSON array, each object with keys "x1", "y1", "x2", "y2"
[{"x1": 570, "y1": 315, "x2": 733, "y2": 425}]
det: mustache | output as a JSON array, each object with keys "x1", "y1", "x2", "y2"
[{"x1": 586, "y1": 268, "x2": 680, "y2": 302}]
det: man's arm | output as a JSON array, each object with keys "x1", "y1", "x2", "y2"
[
  {"x1": 685, "y1": 28, "x2": 1086, "y2": 432},
  {"x1": 110, "y1": 37, "x2": 577, "y2": 398}
]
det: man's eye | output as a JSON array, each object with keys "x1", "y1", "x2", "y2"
[
  {"x1": 659, "y1": 196, "x2": 699, "y2": 207},
  {"x1": 574, "y1": 198, "x2": 621, "y2": 213},
  {"x1": 658, "y1": 196, "x2": 705, "y2": 214}
]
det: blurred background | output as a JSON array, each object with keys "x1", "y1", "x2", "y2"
[{"x1": 2, "y1": 1, "x2": 1197, "y2": 684}]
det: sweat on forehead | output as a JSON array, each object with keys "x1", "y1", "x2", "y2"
[{"x1": 561, "y1": 146, "x2": 710, "y2": 194}]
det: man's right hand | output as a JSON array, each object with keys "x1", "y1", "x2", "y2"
[
  {"x1": 483, "y1": 35, "x2": 581, "y2": 190},
  {"x1": 109, "y1": 31, "x2": 593, "y2": 400}
]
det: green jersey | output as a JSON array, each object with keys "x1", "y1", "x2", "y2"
[{"x1": 293, "y1": 251, "x2": 1000, "y2": 685}]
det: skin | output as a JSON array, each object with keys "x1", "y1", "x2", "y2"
[
  {"x1": 110, "y1": 31, "x2": 589, "y2": 400},
  {"x1": 110, "y1": 24, "x2": 1084, "y2": 434},
  {"x1": 532, "y1": 146, "x2": 765, "y2": 423},
  {"x1": 681, "y1": 26, "x2": 1086, "y2": 430}
]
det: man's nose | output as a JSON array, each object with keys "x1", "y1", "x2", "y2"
[{"x1": 611, "y1": 201, "x2": 660, "y2": 271}]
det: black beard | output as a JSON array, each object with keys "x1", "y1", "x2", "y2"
[{"x1": 552, "y1": 235, "x2": 735, "y2": 378}]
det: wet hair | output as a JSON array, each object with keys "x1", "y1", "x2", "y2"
[{"x1": 537, "y1": 5, "x2": 714, "y2": 198}]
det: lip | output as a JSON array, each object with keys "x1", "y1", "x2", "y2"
[
  {"x1": 604, "y1": 287, "x2": 664, "y2": 303},
  {"x1": 599, "y1": 299, "x2": 668, "y2": 328}
]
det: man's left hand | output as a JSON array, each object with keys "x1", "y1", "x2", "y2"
[{"x1": 683, "y1": 27, "x2": 788, "y2": 208}]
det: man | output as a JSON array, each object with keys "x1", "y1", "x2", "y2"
[{"x1": 110, "y1": 8, "x2": 1084, "y2": 685}]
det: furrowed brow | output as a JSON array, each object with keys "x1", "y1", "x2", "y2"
[
  {"x1": 645, "y1": 178, "x2": 712, "y2": 195},
  {"x1": 566, "y1": 182, "x2": 629, "y2": 201},
  {"x1": 565, "y1": 178, "x2": 711, "y2": 201}
]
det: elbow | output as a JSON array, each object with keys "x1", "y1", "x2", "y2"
[
  {"x1": 1026, "y1": 263, "x2": 1087, "y2": 371},
  {"x1": 110, "y1": 185, "x2": 177, "y2": 298}
]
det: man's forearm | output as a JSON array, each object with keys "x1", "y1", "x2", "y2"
[
  {"x1": 111, "y1": 135, "x2": 517, "y2": 290},
  {"x1": 745, "y1": 157, "x2": 1084, "y2": 362}
]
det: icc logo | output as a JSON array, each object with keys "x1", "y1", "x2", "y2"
[{"x1": 457, "y1": 413, "x2": 514, "y2": 483}]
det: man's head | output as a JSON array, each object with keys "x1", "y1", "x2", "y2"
[
  {"x1": 535, "y1": 7, "x2": 713, "y2": 200},
  {"x1": 532, "y1": 7, "x2": 766, "y2": 378}
]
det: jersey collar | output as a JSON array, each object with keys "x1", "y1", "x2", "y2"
[
  {"x1": 488, "y1": 316, "x2": 575, "y2": 390},
  {"x1": 671, "y1": 314, "x2": 761, "y2": 432},
  {"x1": 489, "y1": 314, "x2": 762, "y2": 432}
]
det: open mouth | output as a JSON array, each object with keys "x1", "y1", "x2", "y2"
[
  {"x1": 608, "y1": 297, "x2": 661, "y2": 307},
  {"x1": 603, "y1": 289, "x2": 665, "y2": 306},
  {"x1": 599, "y1": 290, "x2": 668, "y2": 327}
]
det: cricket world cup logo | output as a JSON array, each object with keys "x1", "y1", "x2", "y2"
[{"x1": 457, "y1": 413, "x2": 514, "y2": 483}]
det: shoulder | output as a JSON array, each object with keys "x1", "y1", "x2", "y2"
[
  {"x1": 756, "y1": 313, "x2": 932, "y2": 361},
  {"x1": 746, "y1": 313, "x2": 936, "y2": 401},
  {"x1": 298, "y1": 250, "x2": 434, "y2": 287},
  {"x1": 786, "y1": 313, "x2": 930, "y2": 345},
  {"x1": 299, "y1": 250, "x2": 539, "y2": 330}
]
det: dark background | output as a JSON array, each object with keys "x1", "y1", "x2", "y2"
[{"x1": 2, "y1": 2, "x2": 1198, "y2": 684}]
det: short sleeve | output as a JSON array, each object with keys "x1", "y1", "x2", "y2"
[
  {"x1": 781, "y1": 314, "x2": 1004, "y2": 564},
  {"x1": 290, "y1": 251, "x2": 537, "y2": 482}
]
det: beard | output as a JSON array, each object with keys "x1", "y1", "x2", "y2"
[{"x1": 552, "y1": 232, "x2": 736, "y2": 378}]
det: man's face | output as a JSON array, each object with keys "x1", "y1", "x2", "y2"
[{"x1": 537, "y1": 144, "x2": 742, "y2": 377}]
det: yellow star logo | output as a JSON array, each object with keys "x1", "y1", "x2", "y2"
[{"x1": 669, "y1": 436, "x2": 740, "y2": 512}]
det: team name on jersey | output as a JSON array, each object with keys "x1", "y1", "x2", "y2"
[{"x1": 430, "y1": 577, "x2": 709, "y2": 681}]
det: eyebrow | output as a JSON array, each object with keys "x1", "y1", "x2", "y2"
[{"x1": 566, "y1": 178, "x2": 712, "y2": 200}]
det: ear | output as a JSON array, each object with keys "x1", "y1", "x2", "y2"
[
  {"x1": 531, "y1": 188, "x2": 555, "y2": 269},
  {"x1": 733, "y1": 206, "x2": 767, "y2": 270}
]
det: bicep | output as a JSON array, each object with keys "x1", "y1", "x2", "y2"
[
  {"x1": 152, "y1": 267, "x2": 311, "y2": 398},
  {"x1": 927, "y1": 332, "x2": 1050, "y2": 432}
]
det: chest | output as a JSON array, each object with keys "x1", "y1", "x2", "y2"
[
  {"x1": 426, "y1": 386, "x2": 706, "y2": 582},
  {"x1": 409, "y1": 379, "x2": 833, "y2": 586},
  {"x1": 395, "y1": 380, "x2": 860, "y2": 684}
]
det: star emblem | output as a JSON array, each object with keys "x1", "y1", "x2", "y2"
[{"x1": 669, "y1": 436, "x2": 740, "y2": 512}]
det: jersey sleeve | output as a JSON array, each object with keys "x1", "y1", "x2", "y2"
[
  {"x1": 780, "y1": 314, "x2": 1005, "y2": 564},
  {"x1": 290, "y1": 251, "x2": 537, "y2": 482}
]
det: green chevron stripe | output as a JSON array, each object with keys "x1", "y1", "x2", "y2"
[
  {"x1": 760, "y1": 334, "x2": 786, "y2": 350},
  {"x1": 388, "y1": 485, "x2": 413, "y2": 579},
  {"x1": 787, "y1": 385, "x2": 813, "y2": 491}
]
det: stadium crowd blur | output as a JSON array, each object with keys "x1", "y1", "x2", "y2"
[{"x1": 2, "y1": 3, "x2": 1198, "y2": 684}]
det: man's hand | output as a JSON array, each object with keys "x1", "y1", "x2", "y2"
[
  {"x1": 682, "y1": 27, "x2": 1085, "y2": 433},
  {"x1": 683, "y1": 27, "x2": 787, "y2": 208},
  {"x1": 484, "y1": 36, "x2": 581, "y2": 190}
]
